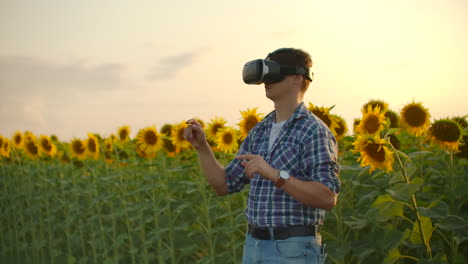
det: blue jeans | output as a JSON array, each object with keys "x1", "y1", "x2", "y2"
[{"x1": 242, "y1": 233, "x2": 327, "y2": 264}]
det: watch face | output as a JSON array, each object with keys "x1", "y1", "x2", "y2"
[{"x1": 280, "y1": 170, "x2": 289, "y2": 180}]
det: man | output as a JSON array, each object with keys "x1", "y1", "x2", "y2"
[{"x1": 184, "y1": 48, "x2": 340, "y2": 263}]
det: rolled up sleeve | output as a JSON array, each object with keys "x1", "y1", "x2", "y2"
[
  {"x1": 225, "y1": 135, "x2": 251, "y2": 193},
  {"x1": 303, "y1": 126, "x2": 341, "y2": 194}
]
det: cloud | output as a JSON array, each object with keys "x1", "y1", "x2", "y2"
[
  {"x1": 0, "y1": 55, "x2": 126, "y2": 96},
  {"x1": 146, "y1": 48, "x2": 207, "y2": 81}
]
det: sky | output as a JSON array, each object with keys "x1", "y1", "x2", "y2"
[{"x1": 1, "y1": 0, "x2": 467, "y2": 141}]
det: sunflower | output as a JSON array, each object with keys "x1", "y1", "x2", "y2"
[
  {"x1": 353, "y1": 134, "x2": 394, "y2": 173},
  {"x1": 171, "y1": 122, "x2": 192, "y2": 152},
  {"x1": 353, "y1": 118, "x2": 361, "y2": 134},
  {"x1": 332, "y1": 115, "x2": 348, "y2": 141},
  {"x1": 24, "y1": 137, "x2": 40, "y2": 160},
  {"x1": 12, "y1": 131, "x2": 24, "y2": 149},
  {"x1": 70, "y1": 138, "x2": 86, "y2": 160},
  {"x1": 215, "y1": 127, "x2": 239, "y2": 154},
  {"x1": 39, "y1": 135, "x2": 57, "y2": 158},
  {"x1": 104, "y1": 138, "x2": 114, "y2": 152},
  {"x1": 428, "y1": 119, "x2": 463, "y2": 151},
  {"x1": 206, "y1": 117, "x2": 227, "y2": 141},
  {"x1": 362, "y1": 99, "x2": 389, "y2": 114},
  {"x1": 399, "y1": 100, "x2": 431, "y2": 137},
  {"x1": 85, "y1": 133, "x2": 100, "y2": 159},
  {"x1": 308, "y1": 103, "x2": 339, "y2": 134},
  {"x1": 24, "y1": 131, "x2": 36, "y2": 142},
  {"x1": 136, "y1": 126, "x2": 162, "y2": 156},
  {"x1": 238, "y1": 108, "x2": 263, "y2": 140},
  {"x1": 0, "y1": 136, "x2": 10, "y2": 158},
  {"x1": 384, "y1": 109, "x2": 399, "y2": 129},
  {"x1": 356, "y1": 105, "x2": 387, "y2": 136},
  {"x1": 117, "y1": 125, "x2": 131, "y2": 143},
  {"x1": 160, "y1": 124, "x2": 176, "y2": 155}
]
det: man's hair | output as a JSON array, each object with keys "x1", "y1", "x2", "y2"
[{"x1": 268, "y1": 48, "x2": 313, "y2": 92}]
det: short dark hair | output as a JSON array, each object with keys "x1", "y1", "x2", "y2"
[{"x1": 267, "y1": 48, "x2": 313, "y2": 92}]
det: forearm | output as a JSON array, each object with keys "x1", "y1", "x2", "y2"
[
  {"x1": 279, "y1": 176, "x2": 337, "y2": 211},
  {"x1": 196, "y1": 144, "x2": 229, "y2": 196}
]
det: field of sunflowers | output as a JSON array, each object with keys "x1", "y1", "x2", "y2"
[{"x1": 1, "y1": 99, "x2": 467, "y2": 264}]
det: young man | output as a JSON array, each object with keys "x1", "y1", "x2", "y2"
[{"x1": 184, "y1": 48, "x2": 340, "y2": 264}]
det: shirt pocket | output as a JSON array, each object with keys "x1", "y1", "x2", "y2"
[{"x1": 273, "y1": 141, "x2": 302, "y2": 172}]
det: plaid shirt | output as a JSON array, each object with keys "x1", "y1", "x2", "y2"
[{"x1": 225, "y1": 103, "x2": 341, "y2": 227}]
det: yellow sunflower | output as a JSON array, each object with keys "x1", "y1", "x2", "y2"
[
  {"x1": 39, "y1": 135, "x2": 57, "y2": 158},
  {"x1": 136, "y1": 126, "x2": 162, "y2": 155},
  {"x1": 104, "y1": 138, "x2": 114, "y2": 152},
  {"x1": 428, "y1": 119, "x2": 463, "y2": 151},
  {"x1": 352, "y1": 134, "x2": 394, "y2": 173},
  {"x1": 117, "y1": 125, "x2": 131, "y2": 143},
  {"x1": 24, "y1": 137, "x2": 41, "y2": 160},
  {"x1": 70, "y1": 138, "x2": 86, "y2": 160},
  {"x1": 171, "y1": 122, "x2": 192, "y2": 152},
  {"x1": 356, "y1": 105, "x2": 387, "y2": 136},
  {"x1": 0, "y1": 136, "x2": 10, "y2": 158},
  {"x1": 12, "y1": 131, "x2": 24, "y2": 149},
  {"x1": 353, "y1": 118, "x2": 361, "y2": 134},
  {"x1": 160, "y1": 124, "x2": 176, "y2": 155},
  {"x1": 385, "y1": 109, "x2": 400, "y2": 129},
  {"x1": 85, "y1": 133, "x2": 100, "y2": 160},
  {"x1": 206, "y1": 117, "x2": 227, "y2": 141},
  {"x1": 238, "y1": 108, "x2": 264, "y2": 140},
  {"x1": 399, "y1": 100, "x2": 431, "y2": 137},
  {"x1": 215, "y1": 127, "x2": 239, "y2": 154},
  {"x1": 307, "y1": 103, "x2": 339, "y2": 135},
  {"x1": 362, "y1": 99, "x2": 389, "y2": 114},
  {"x1": 332, "y1": 115, "x2": 348, "y2": 141}
]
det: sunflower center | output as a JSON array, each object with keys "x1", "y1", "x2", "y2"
[
  {"x1": 14, "y1": 135, "x2": 22, "y2": 144},
  {"x1": 335, "y1": 122, "x2": 345, "y2": 136},
  {"x1": 26, "y1": 141, "x2": 39, "y2": 155},
  {"x1": 404, "y1": 106, "x2": 427, "y2": 127},
  {"x1": 211, "y1": 124, "x2": 223, "y2": 135},
  {"x1": 364, "y1": 143, "x2": 386, "y2": 162},
  {"x1": 144, "y1": 131, "x2": 158, "y2": 145},
  {"x1": 119, "y1": 130, "x2": 128, "y2": 140},
  {"x1": 88, "y1": 139, "x2": 97, "y2": 152},
  {"x1": 385, "y1": 111, "x2": 399, "y2": 128},
  {"x1": 177, "y1": 128, "x2": 185, "y2": 141},
  {"x1": 72, "y1": 141, "x2": 85, "y2": 154},
  {"x1": 245, "y1": 116, "x2": 259, "y2": 132},
  {"x1": 431, "y1": 122, "x2": 461, "y2": 142},
  {"x1": 313, "y1": 110, "x2": 331, "y2": 127},
  {"x1": 41, "y1": 139, "x2": 52, "y2": 152},
  {"x1": 163, "y1": 139, "x2": 176, "y2": 152},
  {"x1": 223, "y1": 133, "x2": 233, "y2": 144},
  {"x1": 364, "y1": 115, "x2": 380, "y2": 134}
]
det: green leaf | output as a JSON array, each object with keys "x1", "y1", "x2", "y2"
[
  {"x1": 383, "y1": 247, "x2": 401, "y2": 264},
  {"x1": 418, "y1": 201, "x2": 448, "y2": 219},
  {"x1": 410, "y1": 216, "x2": 433, "y2": 244},
  {"x1": 387, "y1": 182, "x2": 421, "y2": 201},
  {"x1": 371, "y1": 195, "x2": 404, "y2": 222},
  {"x1": 437, "y1": 215, "x2": 468, "y2": 231}
]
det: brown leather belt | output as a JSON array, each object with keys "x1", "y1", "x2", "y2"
[{"x1": 248, "y1": 224, "x2": 319, "y2": 240}]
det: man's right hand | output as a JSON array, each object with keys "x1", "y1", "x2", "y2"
[{"x1": 184, "y1": 119, "x2": 208, "y2": 151}]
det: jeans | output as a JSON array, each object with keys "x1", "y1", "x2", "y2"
[{"x1": 242, "y1": 233, "x2": 327, "y2": 264}]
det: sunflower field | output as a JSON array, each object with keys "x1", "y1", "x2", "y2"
[{"x1": 1, "y1": 100, "x2": 467, "y2": 264}]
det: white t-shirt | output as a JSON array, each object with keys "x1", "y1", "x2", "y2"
[{"x1": 268, "y1": 120, "x2": 286, "y2": 151}]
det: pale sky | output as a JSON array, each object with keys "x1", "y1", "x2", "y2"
[{"x1": 1, "y1": 0, "x2": 467, "y2": 141}]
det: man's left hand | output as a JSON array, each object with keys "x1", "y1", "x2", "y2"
[{"x1": 236, "y1": 154, "x2": 277, "y2": 181}]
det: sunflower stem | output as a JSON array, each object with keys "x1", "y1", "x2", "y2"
[{"x1": 393, "y1": 147, "x2": 432, "y2": 259}]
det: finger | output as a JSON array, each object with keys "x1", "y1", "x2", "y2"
[
  {"x1": 186, "y1": 118, "x2": 203, "y2": 129},
  {"x1": 184, "y1": 125, "x2": 194, "y2": 140}
]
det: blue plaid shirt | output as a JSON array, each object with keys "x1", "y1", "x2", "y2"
[{"x1": 225, "y1": 103, "x2": 341, "y2": 227}]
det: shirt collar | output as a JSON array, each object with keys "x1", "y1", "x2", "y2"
[{"x1": 264, "y1": 102, "x2": 309, "y2": 123}]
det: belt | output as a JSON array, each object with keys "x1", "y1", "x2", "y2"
[{"x1": 248, "y1": 224, "x2": 320, "y2": 240}]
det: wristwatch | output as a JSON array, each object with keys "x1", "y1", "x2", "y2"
[{"x1": 275, "y1": 170, "x2": 290, "y2": 187}]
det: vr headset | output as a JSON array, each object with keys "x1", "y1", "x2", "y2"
[{"x1": 242, "y1": 49, "x2": 314, "y2": 85}]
